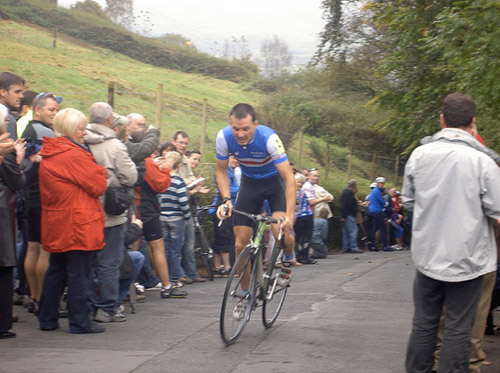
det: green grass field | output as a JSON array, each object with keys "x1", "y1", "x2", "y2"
[{"x1": 0, "y1": 19, "x2": 401, "y2": 200}]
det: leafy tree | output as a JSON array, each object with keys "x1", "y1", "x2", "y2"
[
  {"x1": 71, "y1": 0, "x2": 108, "y2": 19},
  {"x1": 366, "y1": 0, "x2": 500, "y2": 153},
  {"x1": 259, "y1": 36, "x2": 292, "y2": 78},
  {"x1": 105, "y1": 0, "x2": 134, "y2": 30}
]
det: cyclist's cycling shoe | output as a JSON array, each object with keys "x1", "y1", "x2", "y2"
[
  {"x1": 277, "y1": 261, "x2": 293, "y2": 287},
  {"x1": 233, "y1": 298, "x2": 247, "y2": 321}
]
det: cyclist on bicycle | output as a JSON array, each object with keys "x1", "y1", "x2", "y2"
[{"x1": 215, "y1": 103, "x2": 296, "y2": 270}]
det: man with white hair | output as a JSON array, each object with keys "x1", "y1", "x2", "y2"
[{"x1": 85, "y1": 102, "x2": 138, "y2": 323}]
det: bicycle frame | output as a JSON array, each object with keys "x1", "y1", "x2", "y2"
[{"x1": 245, "y1": 219, "x2": 281, "y2": 303}]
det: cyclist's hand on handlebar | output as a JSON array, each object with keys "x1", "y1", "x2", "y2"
[
  {"x1": 216, "y1": 200, "x2": 233, "y2": 220},
  {"x1": 278, "y1": 216, "x2": 293, "y2": 232}
]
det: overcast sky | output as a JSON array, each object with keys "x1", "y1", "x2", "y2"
[{"x1": 58, "y1": 0, "x2": 325, "y2": 66}]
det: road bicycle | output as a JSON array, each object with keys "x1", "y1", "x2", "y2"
[
  {"x1": 219, "y1": 209, "x2": 290, "y2": 345},
  {"x1": 193, "y1": 204, "x2": 216, "y2": 281}
]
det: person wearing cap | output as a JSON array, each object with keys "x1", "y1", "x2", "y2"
[
  {"x1": 403, "y1": 93, "x2": 500, "y2": 372},
  {"x1": 366, "y1": 176, "x2": 392, "y2": 252},
  {"x1": 21, "y1": 92, "x2": 61, "y2": 313}
]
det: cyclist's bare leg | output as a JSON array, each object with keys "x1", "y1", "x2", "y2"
[
  {"x1": 271, "y1": 211, "x2": 295, "y2": 258},
  {"x1": 233, "y1": 225, "x2": 253, "y2": 290}
]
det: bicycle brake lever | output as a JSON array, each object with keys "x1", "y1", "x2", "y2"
[{"x1": 218, "y1": 204, "x2": 229, "y2": 227}]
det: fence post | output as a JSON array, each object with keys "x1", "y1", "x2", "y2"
[
  {"x1": 155, "y1": 84, "x2": 163, "y2": 132},
  {"x1": 297, "y1": 130, "x2": 304, "y2": 168},
  {"x1": 53, "y1": 29, "x2": 57, "y2": 48},
  {"x1": 347, "y1": 147, "x2": 352, "y2": 180},
  {"x1": 200, "y1": 99, "x2": 208, "y2": 156},
  {"x1": 325, "y1": 142, "x2": 330, "y2": 180},
  {"x1": 107, "y1": 82, "x2": 114, "y2": 108},
  {"x1": 371, "y1": 153, "x2": 377, "y2": 181}
]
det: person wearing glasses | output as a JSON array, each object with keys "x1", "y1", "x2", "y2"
[
  {"x1": 215, "y1": 103, "x2": 296, "y2": 271},
  {"x1": 21, "y1": 92, "x2": 61, "y2": 314}
]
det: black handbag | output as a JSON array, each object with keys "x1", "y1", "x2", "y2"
[{"x1": 104, "y1": 186, "x2": 133, "y2": 215}]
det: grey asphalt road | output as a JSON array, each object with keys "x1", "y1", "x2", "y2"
[{"x1": 2, "y1": 251, "x2": 499, "y2": 373}]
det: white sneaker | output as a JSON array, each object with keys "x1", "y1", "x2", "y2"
[
  {"x1": 233, "y1": 299, "x2": 247, "y2": 321},
  {"x1": 134, "y1": 283, "x2": 145, "y2": 294},
  {"x1": 145, "y1": 282, "x2": 163, "y2": 291}
]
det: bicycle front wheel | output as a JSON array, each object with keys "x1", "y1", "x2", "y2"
[
  {"x1": 220, "y1": 245, "x2": 257, "y2": 345},
  {"x1": 262, "y1": 250, "x2": 288, "y2": 328}
]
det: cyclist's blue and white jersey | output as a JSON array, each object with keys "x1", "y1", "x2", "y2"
[{"x1": 216, "y1": 125, "x2": 288, "y2": 180}]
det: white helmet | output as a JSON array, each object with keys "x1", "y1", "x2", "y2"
[
  {"x1": 375, "y1": 177, "x2": 386, "y2": 183},
  {"x1": 369, "y1": 182, "x2": 377, "y2": 189}
]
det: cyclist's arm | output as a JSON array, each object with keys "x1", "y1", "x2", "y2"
[
  {"x1": 216, "y1": 158, "x2": 232, "y2": 218},
  {"x1": 275, "y1": 160, "x2": 296, "y2": 226}
]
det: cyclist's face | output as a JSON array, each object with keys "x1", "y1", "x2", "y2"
[{"x1": 230, "y1": 114, "x2": 257, "y2": 146}]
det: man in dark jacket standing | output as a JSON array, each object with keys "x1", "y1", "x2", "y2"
[
  {"x1": 0, "y1": 104, "x2": 25, "y2": 339},
  {"x1": 341, "y1": 179, "x2": 362, "y2": 253}
]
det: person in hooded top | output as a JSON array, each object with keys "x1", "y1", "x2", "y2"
[{"x1": 37, "y1": 108, "x2": 107, "y2": 334}]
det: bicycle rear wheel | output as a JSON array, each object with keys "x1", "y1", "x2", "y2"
[
  {"x1": 220, "y1": 245, "x2": 257, "y2": 345},
  {"x1": 197, "y1": 230, "x2": 214, "y2": 281},
  {"x1": 262, "y1": 245, "x2": 288, "y2": 328}
]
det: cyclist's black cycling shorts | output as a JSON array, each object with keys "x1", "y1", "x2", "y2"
[{"x1": 233, "y1": 174, "x2": 286, "y2": 227}]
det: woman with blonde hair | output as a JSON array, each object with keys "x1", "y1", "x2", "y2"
[{"x1": 37, "y1": 108, "x2": 107, "y2": 334}]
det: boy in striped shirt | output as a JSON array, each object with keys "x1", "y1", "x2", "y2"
[{"x1": 159, "y1": 151, "x2": 192, "y2": 288}]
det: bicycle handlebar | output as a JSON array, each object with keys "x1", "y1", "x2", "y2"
[{"x1": 218, "y1": 206, "x2": 284, "y2": 240}]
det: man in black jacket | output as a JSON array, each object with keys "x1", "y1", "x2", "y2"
[{"x1": 340, "y1": 179, "x2": 362, "y2": 253}]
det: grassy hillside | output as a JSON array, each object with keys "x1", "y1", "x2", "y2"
[
  {"x1": 0, "y1": 19, "x2": 400, "y2": 196},
  {"x1": 0, "y1": 20, "x2": 261, "y2": 162},
  {"x1": 0, "y1": 0, "x2": 257, "y2": 82},
  {"x1": 0, "y1": 19, "x2": 403, "y2": 248}
]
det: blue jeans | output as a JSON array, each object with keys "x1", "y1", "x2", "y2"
[
  {"x1": 342, "y1": 215, "x2": 359, "y2": 252},
  {"x1": 182, "y1": 217, "x2": 200, "y2": 280},
  {"x1": 89, "y1": 224, "x2": 126, "y2": 315},
  {"x1": 369, "y1": 212, "x2": 387, "y2": 248},
  {"x1": 162, "y1": 219, "x2": 186, "y2": 283},
  {"x1": 405, "y1": 271, "x2": 482, "y2": 373},
  {"x1": 118, "y1": 251, "x2": 145, "y2": 302},
  {"x1": 38, "y1": 250, "x2": 93, "y2": 333}
]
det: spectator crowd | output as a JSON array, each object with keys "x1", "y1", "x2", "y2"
[{"x1": 0, "y1": 72, "x2": 499, "y2": 373}]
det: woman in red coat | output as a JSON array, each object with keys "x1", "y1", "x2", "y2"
[{"x1": 38, "y1": 108, "x2": 107, "y2": 334}]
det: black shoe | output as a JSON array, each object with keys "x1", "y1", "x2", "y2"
[
  {"x1": 160, "y1": 286, "x2": 187, "y2": 299},
  {"x1": 0, "y1": 331, "x2": 16, "y2": 339},
  {"x1": 369, "y1": 247, "x2": 379, "y2": 252},
  {"x1": 59, "y1": 309, "x2": 69, "y2": 318},
  {"x1": 70, "y1": 322, "x2": 106, "y2": 334},
  {"x1": 303, "y1": 259, "x2": 317, "y2": 265},
  {"x1": 382, "y1": 247, "x2": 395, "y2": 252},
  {"x1": 40, "y1": 323, "x2": 59, "y2": 331}
]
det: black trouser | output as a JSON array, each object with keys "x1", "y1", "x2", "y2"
[
  {"x1": 0, "y1": 267, "x2": 14, "y2": 333},
  {"x1": 294, "y1": 215, "x2": 313, "y2": 262}
]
